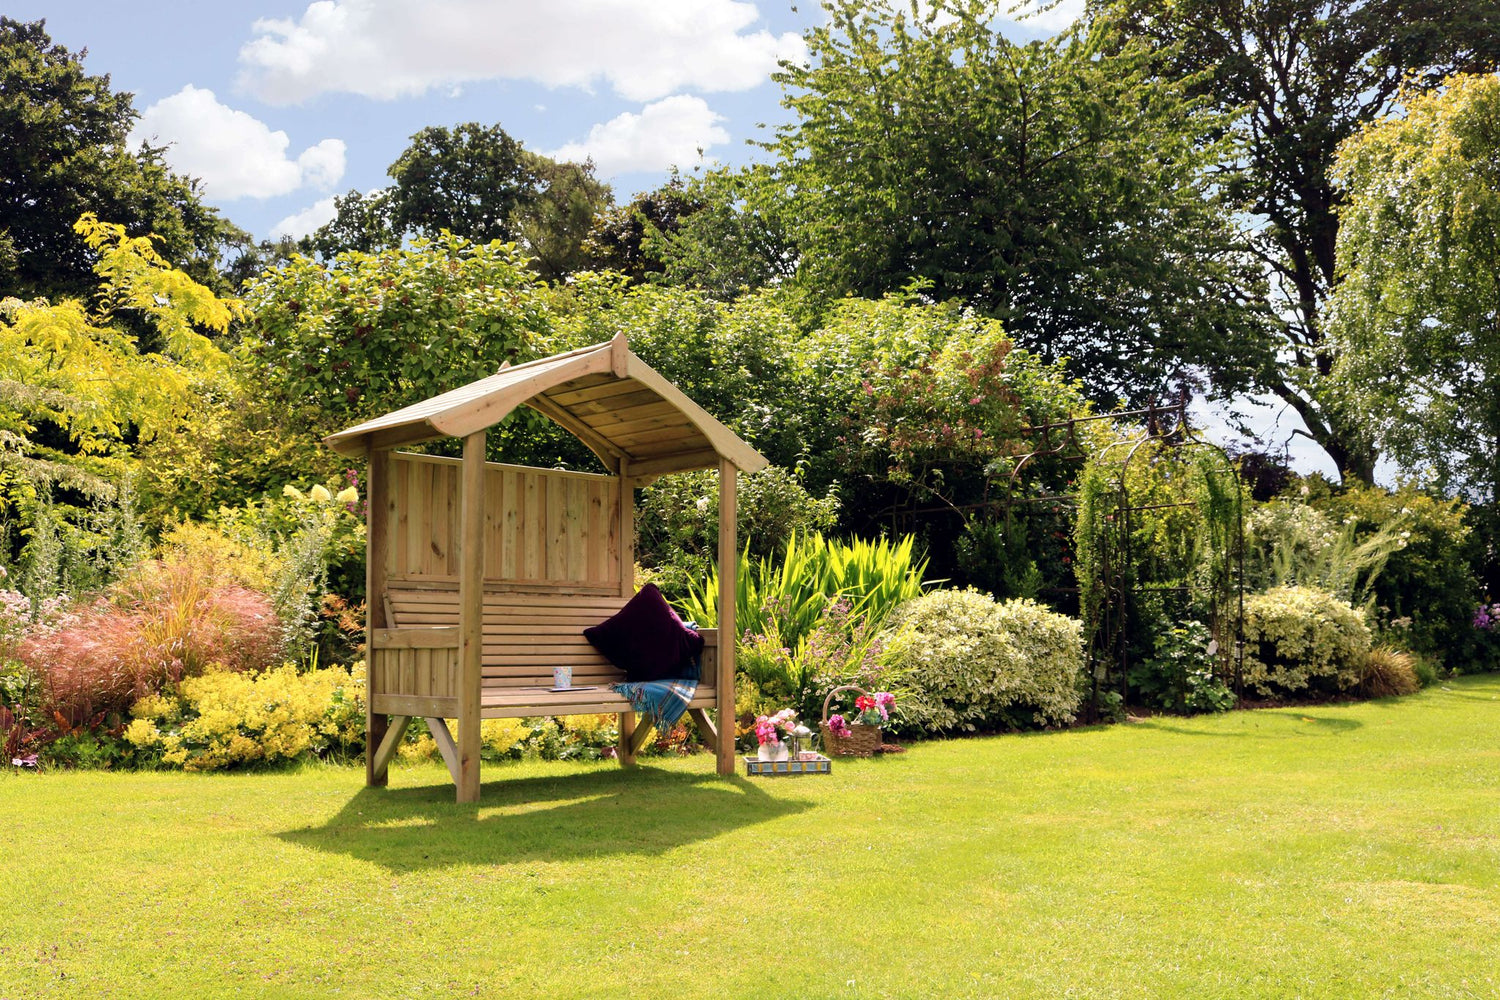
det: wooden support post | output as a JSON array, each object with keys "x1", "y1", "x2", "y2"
[
  {"x1": 616, "y1": 459, "x2": 637, "y2": 768},
  {"x1": 629, "y1": 719, "x2": 656, "y2": 756},
  {"x1": 456, "y1": 430, "x2": 486, "y2": 804},
  {"x1": 716, "y1": 459, "x2": 737, "y2": 776},
  {"x1": 365, "y1": 447, "x2": 392, "y2": 787},
  {"x1": 617, "y1": 710, "x2": 637, "y2": 767}
]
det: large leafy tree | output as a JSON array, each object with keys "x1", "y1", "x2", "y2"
[
  {"x1": 0, "y1": 18, "x2": 246, "y2": 300},
  {"x1": 1, "y1": 215, "x2": 236, "y2": 591},
  {"x1": 514, "y1": 151, "x2": 612, "y2": 281},
  {"x1": 758, "y1": 0, "x2": 1268, "y2": 406},
  {"x1": 313, "y1": 123, "x2": 611, "y2": 280},
  {"x1": 240, "y1": 233, "x2": 559, "y2": 466},
  {"x1": 1096, "y1": 0, "x2": 1500, "y2": 481},
  {"x1": 1328, "y1": 75, "x2": 1500, "y2": 578}
]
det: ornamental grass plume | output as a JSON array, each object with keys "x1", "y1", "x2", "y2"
[{"x1": 20, "y1": 558, "x2": 282, "y2": 726}]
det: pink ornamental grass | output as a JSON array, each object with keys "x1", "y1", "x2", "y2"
[{"x1": 20, "y1": 559, "x2": 283, "y2": 726}]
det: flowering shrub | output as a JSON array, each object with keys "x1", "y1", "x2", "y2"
[
  {"x1": 1128, "y1": 620, "x2": 1235, "y2": 715},
  {"x1": 20, "y1": 558, "x2": 282, "y2": 725},
  {"x1": 125, "y1": 663, "x2": 365, "y2": 770},
  {"x1": 879, "y1": 589, "x2": 1083, "y2": 734},
  {"x1": 1474, "y1": 603, "x2": 1500, "y2": 630},
  {"x1": 738, "y1": 595, "x2": 887, "y2": 721},
  {"x1": 210, "y1": 481, "x2": 365, "y2": 659},
  {"x1": 1241, "y1": 586, "x2": 1371, "y2": 698}
]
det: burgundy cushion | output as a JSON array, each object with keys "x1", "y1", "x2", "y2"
[{"x1": 583, "y1": 583, "x2": 704, "y2": 682}]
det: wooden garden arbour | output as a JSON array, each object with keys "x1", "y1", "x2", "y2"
[{"x1": 326, "y1": 333, "x2": 767, "y2": 802}]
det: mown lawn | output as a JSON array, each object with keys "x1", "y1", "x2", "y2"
[{"x1": 4, "y1": 676, "x2": 1499, "y2": 999}]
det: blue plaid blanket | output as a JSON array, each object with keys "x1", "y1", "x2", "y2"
[
  {"x1": 611, "y1": 622, "x2": 700, "y2": 731},
  {"x1": 611, "y1": 677, "x2": 698, "y2": 732}
]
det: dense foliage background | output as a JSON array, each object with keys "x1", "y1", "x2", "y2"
[{"x1": 3, "y1": 6, "x2": 1498, "y2": 769}]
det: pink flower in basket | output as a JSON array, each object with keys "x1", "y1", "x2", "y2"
[{"x1": 827, "y1": 714, "x2": 851, "y2": 738}]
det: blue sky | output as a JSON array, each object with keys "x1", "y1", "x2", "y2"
[
  {"x1": 16, "y1": 0, "x2": 1338, "y2": 476},
  {"x1": 19, "y1": 1, "x2": 1068, "y2": 242}
]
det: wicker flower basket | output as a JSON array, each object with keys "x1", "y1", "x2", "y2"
[{"x1": 820, "y1": 685, "x2": 882, "y2": 758}]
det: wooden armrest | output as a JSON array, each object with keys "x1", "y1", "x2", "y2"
[{"x1": 371, "y1": 626, "x2": 461, "y2": 650}]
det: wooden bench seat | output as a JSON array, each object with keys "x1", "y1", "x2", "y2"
[{"x1": 367, "y1": 588, "x2": 719, "y2": 775}]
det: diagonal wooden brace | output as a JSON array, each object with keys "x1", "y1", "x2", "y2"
[
  {"x1": 426, "y1": 717, "x2": 462, "y2": 786},
  {"x1": 370, "y1": 715, "x2": 412, "y2": 781}
]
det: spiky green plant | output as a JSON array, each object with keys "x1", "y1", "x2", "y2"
[{"x1": 681, "y1": 532, "x2": 927, "y2": 648}]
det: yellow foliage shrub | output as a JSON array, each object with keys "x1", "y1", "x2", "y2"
[{"x1": 126, "y1": 663, "x2": 365, "y2": 771}]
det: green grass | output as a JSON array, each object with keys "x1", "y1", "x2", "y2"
[{"x1": 4, "y1": 677, "x2": 1500, "y2": 999}]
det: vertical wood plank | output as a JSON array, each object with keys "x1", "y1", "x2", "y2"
[
  {"x1": 618, "y1": 461, "x2": 634, "y2": 597},
  {"x1": 457, "y1": 430, "x2": 486, "y2": 803},
  {"x1": 523, "y1": 472, "x2": 540, "y2": 581},
  {"x1": 500, "y1": 470, "x2": 518, "y2": 580},
  {"x1": 483, "y1": 467, "x2": 500, "y2": 581},
  {"x1": 391, "y1": 456, "x2": 407, "y2": 577},
  {"x1": 444, "y1": 462, "x2": 459, "y2": 576},
  {"x1": 365, "y1": 447, "x2": 391, "y2": 786},
  {"x1": 716, "y1": 458, "x2": 737, "y2": 776}
]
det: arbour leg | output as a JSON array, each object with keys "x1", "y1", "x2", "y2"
[{"x1": 617, "y1": 711, "x2": 637, "y2": 767}]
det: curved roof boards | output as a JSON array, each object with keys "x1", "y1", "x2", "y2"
[{"x1": 324, "y1": 334, "x2": 768, "y2": 476}]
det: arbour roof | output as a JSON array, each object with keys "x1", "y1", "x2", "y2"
[{"x1": 325, "y1": 332, "x2": 769, "y2": 476}]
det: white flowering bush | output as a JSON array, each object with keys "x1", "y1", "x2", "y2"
[
  {"x1": 878, "y1": 589, "x2": 1083, "y2": 733},
  {"x1": 1242, "y1": 586, "x2": 1371, "y2": 697}
]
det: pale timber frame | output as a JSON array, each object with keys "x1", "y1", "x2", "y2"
[{"x1": 327, "y1": 333, "x2": 767, "y2": 803}]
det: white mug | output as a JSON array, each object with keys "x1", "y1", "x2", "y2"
[{"x1": 553, "y1": 664, "x2": 572, "y2": 689}]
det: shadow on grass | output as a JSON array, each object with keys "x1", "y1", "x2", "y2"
[
  {"x1": 1134, "y1": 711, "x2": 1362, "y2": 739},
  {"x1": 279, "y1": 765, "x2": 809, "y2": 872}
]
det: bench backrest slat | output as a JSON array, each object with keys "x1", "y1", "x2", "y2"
[{"x1": 387, "y1": 588, "x2": 716, "y2": 695}]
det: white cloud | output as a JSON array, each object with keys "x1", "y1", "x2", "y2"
[
  {"x1": 132, "y1": 85, "x2": 346, "y2": 200},
  {"x1": 237, "y1": 0, "x2": 806, "y2": 105},
  {"x1": 549, "y1": 95, "x2": 729, "y2": 177},
  {"x1": 1005, "y1": 0, "x2": 1085, "y2": 32},
  {"x1": 271, "y1": 195, "x2": 339, "y2": 239}
]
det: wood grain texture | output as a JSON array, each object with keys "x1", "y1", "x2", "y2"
[
  {"x1": 716, "y1": 458, "x2": 737, "y2": 776},
  {"x1": 457, "y1": 431, "x2": 485, "y2": 804},
  {"x1": 365, "y1": 447, "x2": 391, "y2": 787},
  {"x1": 386, "y1": 453, "x2": 621, "y2": 590}
]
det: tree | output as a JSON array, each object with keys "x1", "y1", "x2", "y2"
[
  {"x1": 1328, "y1": 75, "x2": 1500, "y2": 580},
  {"x1": 240, "y1": 233, "x2": 558, "y2": 465},
  {"x1": 650, "y1": 168, "x2": 797, "y2": 301},
  {"x1": 0, "y1": 214, "x2": 235, "y2": 591},
  {"x1": 583, "y1": 177, "x2": 704, "y2": 282},
  {"x1": 514, "y1": 152, "x2": 612, "y2": 281},
  {"x1": 308, "y1": 189, "x2": 395, "y2": 259},
  {"x1": 1096, "y1": 0, "x2": 1500, "y2": 481},
  {"x1": 0, "y1": 18, "x2": 247, "y2": 300},
  {"x1": 386, "y1": 123, "x2": 537, "y2": 244},
  {"x1": 314, "y1": 124, "x2": 611, "y2": 281},
  {"x1": 758, "y1": 0, "x2": 1268, "y2": 407}
]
